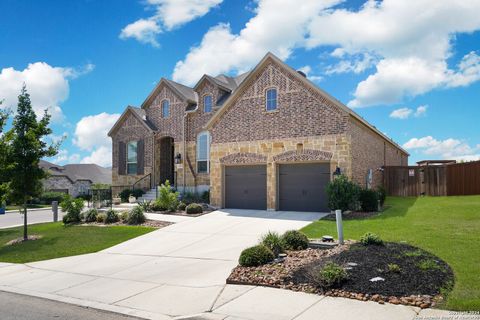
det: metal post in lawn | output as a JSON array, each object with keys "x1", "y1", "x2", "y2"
[
  {"x1": 335, "y1": 209, "x2": 344, "y2": 245},
  {"x1": 52, "y1": 201, "x2": 58, "y2": 222}
]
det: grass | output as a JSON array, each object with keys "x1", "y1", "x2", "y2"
[
  {"x1": 5, "y1": 204, "x2": 51, "y2": 211},
  {"x1": 0, "y1": 222, "x2": 155, "y2": 263},
  {"x1": 301, "y1": 196, "x2": 480, "y2": 311}
]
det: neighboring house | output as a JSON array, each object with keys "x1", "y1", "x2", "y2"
[
  {"x1": 108, "y1": 52, "x2": 408, "y2": 212},
  {"x1": 40, "y1": 160, "x2": 112, "y2": 197}
]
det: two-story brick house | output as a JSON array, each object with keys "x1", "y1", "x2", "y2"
[{"x1": 108, "y1": 52, "x2": 408, "y2": 212}]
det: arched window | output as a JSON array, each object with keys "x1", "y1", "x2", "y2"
[
  {"x1": 161, "y1": 100, "x2": 170, "y2": 118},
  {"x1": 197, "y1": 131, "x2": 210, "y2": 173},
  {"x1": 204, "y1": 95, "x2": 213, "y2": 113},
  {"x1": 266, "y1": 88, "x2": 277, "y2": 111}
]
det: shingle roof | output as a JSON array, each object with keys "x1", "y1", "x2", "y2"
[
  {"x1": 130, "y1": 107, "x2": 157, "y2": 131},
  {"x1": 40, "y1": 160, "x2": 112, "y2": 184},
  {"x1": 164, "y1": 79, "x2": 198, "y2": 103}
]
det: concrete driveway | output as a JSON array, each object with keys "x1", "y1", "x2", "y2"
[{"x1": 0, "y1": 209, "x2": 439, "y2": 319}]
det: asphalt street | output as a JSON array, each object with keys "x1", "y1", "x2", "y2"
[
  {"x1": 0, "y1": 208, "x2": 64, "y2": 229},
  {"x1": 0, "y1": 291, "x2": 142, "y2": 320}
]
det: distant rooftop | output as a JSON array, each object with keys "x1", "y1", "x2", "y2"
[{"x1": 39, "y1": 160, "x2": 112, "y2": 184}]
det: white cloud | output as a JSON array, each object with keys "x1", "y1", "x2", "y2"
[
  {"x1": 414, "y1": 105, "x2": 428, "y2": 117},
  {"x1": 325, "y1": 53, "x2": 376, "y2": 75},
  {"x1": 80, "y1": 146, "x2": 111, "y2": 167},
  {"x1": 173, "y1": 0, "x2": 341, "y2": 85},
  {"x1": 389, "y1": 107, "x2": 412, "y2": 119},
  {"x1": 120, "y1": 19, "x2": 162, "y2": 47},
  {"x1": 73, "y1": 112, "x2": 120, "y2": 167},
  {"x1": 390, "y1": 105, "x2": 428, "y2": 119},
  {"x1": 0, "y1": 62, "x2": 93, "y2": 122},
  {"x1": 120, "y1": 0, "x2": 223, "y2": 46},
  {"x1": 51, "y1": 149, "x2": 81, "y2": 165},
  {"x1": 298, "y1": 65, "x2": 323, "y2": 82},
  {"x1": 403, "y1": 135, "x2": 480, "y2": 160}
]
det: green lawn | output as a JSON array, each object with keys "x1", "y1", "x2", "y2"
[
  {"x1": 301, "y1": 196, "x2": 480, "y2": 311},
  {"x1": 0, "y1": 223, "x2": 155, "y2": 263}
]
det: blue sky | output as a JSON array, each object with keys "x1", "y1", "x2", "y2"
[{"x1": 1, "y1": 0, "x2": 479, "y2": 167}]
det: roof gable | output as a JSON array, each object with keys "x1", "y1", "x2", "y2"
[
  {"x1": 141, "y1": 78, "x2": 197, "y2": 109},
  {"x1": 107, "y1": 106, "x2": 155, "y2": 137}
]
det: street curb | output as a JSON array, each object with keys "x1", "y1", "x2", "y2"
[{"x1": 4, "y1": 207, "x2": 52, "y2": 213}]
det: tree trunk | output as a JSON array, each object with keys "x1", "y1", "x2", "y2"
[{"x1": 23, "y1": 201, "x2": 27, "y2": 241}]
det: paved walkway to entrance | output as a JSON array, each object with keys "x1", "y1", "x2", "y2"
[{"x1": 0, "y1": 209, "x2": 449, "y2": 319}]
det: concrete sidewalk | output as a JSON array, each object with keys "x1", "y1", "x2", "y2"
[{"x1": 0, "y1": 209, "x2": 452, "y2": 319}]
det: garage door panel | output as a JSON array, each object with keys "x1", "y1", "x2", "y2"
[
  {"x1": 225, "y1": 165, "x2": 267, "y2": 210},
  {"x1": 279, "y1": 163, "x2": 330, "y2": 212}
]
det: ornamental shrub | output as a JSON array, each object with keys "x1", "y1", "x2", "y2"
[
  {"x1": 84, "y1": 209, "x2": 98, "y2": 223},
  {"x1": 186, "y1": 203, "x2": 203, "y2": 214},
  {"x1": 178, "y1": 201, "x2": 187, "y2": 211},
  {"x1": 156, "y1": 180, "x2": 179, "y2": 211},
  {"x1": 281, "y1": 230, "x2": 309, "y2": 250},
  {"x1": 325, "y1": 175, "x2": 361, "y2": 211},
  {"x1": 360, "y1": 232, "x2": 383, "y2": 246},
  {"x1": 261, "y1": 231, "x2": 284, "y2": 256},
  {"x1": 359, "y1": 189, "x2": 379, "y2": 212},
  {"x1": 239, "y1": 245, "x2": 275, "y2": 267},
  {"x1": 96, "y1": 213, "x2": 106, "y2": 223},
  {"x1": 317, "y1": 262, "x2": 348, "y2": 288},
  {"x1": 60, "y1": 196, "x2": 84, "y2": 224},
  {"x1": 119, "y1": 189, "x2": 131, "y2": 203},
  {"x1": 127, "y1": 206, "x2": 146, "y2": 225},
  {"x1": 40, "y1": 191, "x2": 67, "y2": 204},
  {"x1": 105, "y1": 209, "x2": 120, "y2": 224}
]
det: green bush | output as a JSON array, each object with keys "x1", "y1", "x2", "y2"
[
  {"x1": 96, "y1": 213, "x2": 107, "y2": 223},
  {"x1": 186, "y1": 203, "x2": 203, "y2": 214},
  {"x1": 239, "y1": 245, "x2": 275, "y2": 267},
  {"x1": 156, "y1": 180, "x2": 179, "y2": 211},
  {"x1": 376, "y1": 186, "x2": 386, "y2": 207},
  {"x1": 261, "y1": 231, "x2": 284, "y2": 256},
  {"x1": 105, "y1": 209, "x2": 119, "y2": 224},
  {"x1": 178, "y1": 201, "x2": 186, "y2": 211},
  {"x1": 76, "y1": 193, "x2": 92, "y2": 201},
  {"x1": 326, "y1": 175, "x2": 361, "y2": 211},
  {"x1": 317, "y1": 262, "x2": 348, "y2": 288},
  {"x1": 60, "y1": 196, "x2": 84, "y2": 224},
  {"x1": 201, "y1": 190, "x2": 210, "y2": 204},
  {"x1": 131, "y1": 189, "x2": 145, "y2": 199},
  {"x1": 387, "y1": 263, "x2": 401, "y2": 273},
  {"x1": 40, "y1": 191, "x2": 67, "y2": 204},
  {"x1": 120, "y1": 211, "x2": 129, "y2": 222},
  {"x1": 138, "y1": 200, "x2": 152, "y2": 212},
  {"x1": 359, "y1": 189, "x2": 379, "y2": 212},
  {"x1": 360, "y1": 232, "x2": 383, "y2": 245},
  {"x1": 119, "y1": 189, "x2": 131, "y2": 203},
  {"x1": 150, "y1": 200, "x2": 167, "y2": 211},
  {"x1": 84, "y1": 209, "x2": 98, "y2": 223},
  {"x1": 281, "y1": 230, "x2": 309, "y2": 250},
  {"x1": 127, "y1": 206, "x2": 146, "y2": 225}
]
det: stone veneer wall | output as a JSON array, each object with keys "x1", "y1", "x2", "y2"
[
  {"x1": 209, "y1": 134, "x2": 350, "y2": 209},
  {"x1": 43, "y1": 177, "x2": 92, "y2": 198},
  {"x1": 349, "y1": 117, "x2": 408, "y2": 188}
]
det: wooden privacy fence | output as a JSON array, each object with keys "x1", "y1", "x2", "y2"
[{"x1": 383, "y1": 160, "x2": 480, "y2": 196}]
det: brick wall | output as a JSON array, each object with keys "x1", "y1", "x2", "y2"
[
  {"x1": 349, "y1": 117, "x2": 408, "y2": 188},
  {"x1": 210, "y1": 61, "x2": 350, "y2": 143}
]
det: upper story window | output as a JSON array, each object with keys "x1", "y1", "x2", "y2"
[
  {"x1": 197, "y1": 132, "x2": 210, "y2": 173},
  {"x1": 266, "y1": 88, "x2": 277, "y2": 111},
  {"x1": 204, "y1": 95, "x2": 213, "y2": 113},
  {"x1": 161, "y1": 100, "x2": 170, "y2": 118},
  {"x1": 127, "y1": 141, "x2": 138, "y2": 175}
]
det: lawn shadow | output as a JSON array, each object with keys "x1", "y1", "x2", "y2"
[{"x1": 372, "y1": 196, "x2": 418, "y2": 220}]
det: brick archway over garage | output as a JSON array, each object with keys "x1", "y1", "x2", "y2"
[
  {"x1": 220, "y1": 152, "x2": 267, "y2": 165},
  {"x1": 273, "y1": 149, "x2": 333, "y2": 162}
]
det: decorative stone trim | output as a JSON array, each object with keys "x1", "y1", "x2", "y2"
[
  {"x1": 273, "y1": 149, "x2": 333, "y2": 162},
  {"x1": 220, "y1": 152, "x2": 267, "y2": 165}
]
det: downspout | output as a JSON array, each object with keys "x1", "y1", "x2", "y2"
[{"x1": 183, "y1": 113, "x2": 187, "y2": 195}]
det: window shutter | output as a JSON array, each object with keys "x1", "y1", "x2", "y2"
[
  {"x1": 118, "y1": 141, "x2": 126, "y2": 175},
  {"x1": 137, "y1": 139, "x2": 145, "y2": 175}
]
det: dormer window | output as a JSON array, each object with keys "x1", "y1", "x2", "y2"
[
  {"x1": 161, "y1": 100, "x2": 170, "y2": 118},
  {"x1": 266, "y1": 88, "x2": 277, "y2": 111},
  {"x1": 204, "y1": 95, "x2": 213, "y2": 113}
]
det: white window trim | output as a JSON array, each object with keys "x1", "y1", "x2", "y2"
[
  {"x1": 265, "y1": 87, "x2": 278, "y2": 111},
  {"x1": 196, "y1": 132, "x2": 210, "y2": 174},
  {"x1": 161, "y1": 99, "x2": 170, "y2": 118},
  {"x1": 203, "y1": 94, "x2": 213, "y2": 113},
  {"x1": 127, "y1": 140, "x2": 138, "y2": 175}
]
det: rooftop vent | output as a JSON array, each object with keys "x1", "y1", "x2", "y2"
[{"x1": 297, "y1": 70, "x2": 307, "y2": 78}]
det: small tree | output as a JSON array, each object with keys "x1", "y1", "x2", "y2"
[
  {"x1": 0, "y1": 107, "x2": 9, "y2": 208},
  {"x1": 4, "y1": 86, "x2": 59, "y2": 240},
  {"x1": 325, "y1": 175, "x2": 361, "y2": 212}
]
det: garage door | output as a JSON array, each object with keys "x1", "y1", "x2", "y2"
[
  {"x1": 225, "y1": 165, "x2": 267, "y2": 210},
  {"x1": 278, "y1": 163, "x2": 330, "y2": 212}
]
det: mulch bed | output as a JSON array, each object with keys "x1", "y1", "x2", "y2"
[
  {"x1": 147, "y1": 204, "x2": 215, "y2": 217},
  {"x1": 227, "y1": 242, "x2": 453, "y2": 309}
]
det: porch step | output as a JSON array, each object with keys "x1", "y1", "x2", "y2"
[{"x1": 137, "y1": 188, "x2": 157, "y2": 202}]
